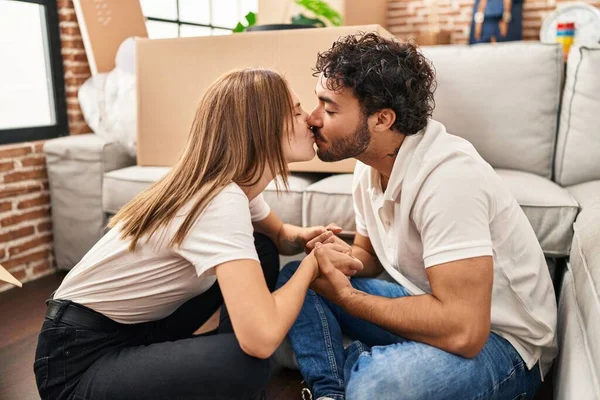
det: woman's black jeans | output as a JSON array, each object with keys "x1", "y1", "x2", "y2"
[{"x1": 33, "y1": 233, "x2": 280, "y2": 400}]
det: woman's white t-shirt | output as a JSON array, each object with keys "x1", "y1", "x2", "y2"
[{"x1": 53, "y1": 183, "x2": 271, "y2": 324}]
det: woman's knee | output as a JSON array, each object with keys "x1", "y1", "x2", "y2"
[{"x1": 230, "y1": 346, "x2": 272, "y2": 396}]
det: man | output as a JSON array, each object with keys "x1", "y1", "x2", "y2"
[{"x1": 277, "y1": 32, "x2": 557, "y2": 400}]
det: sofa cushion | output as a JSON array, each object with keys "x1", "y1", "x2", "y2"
[
  {"x1": 422, "y1": 42, "x2": 563, "y2": 178},
  {"x1": 103, "y1": 166, "x2": 170, "y2": 214},
  {"x1": 567, "y1": 180, "x2": 600, "y2": 212},
  {"x1": 103, "y1": 167, "x2": 321, "y2": 227},
  {"x1": 495, "y1": 169, "x2": 578, "y2": 256},
  {"x1": 554, "y1": 197, "x2": 600, "y2": 399},
  {"x1": 45, "y1": 134, "x2": 135, "y2": 270},
  {"x1": 555, "y1": 45, "x2": 600, "y2": 186},
  {"x1": 263, "y1": 173, "x2": 322, "y2": 227},
  {"x1": 303, "y1": 174, "x2": 355, "y2": 234},
  {"x1": 303, "y1": 171, "x2": 577, "y2": 256}
]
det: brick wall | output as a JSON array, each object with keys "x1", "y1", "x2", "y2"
[
  {"x1": 388, "y1": 0, "x2": 600, "y2": 44},
  {"x1": 0, "y1": 0, "x2": 90, "y2": 292}
]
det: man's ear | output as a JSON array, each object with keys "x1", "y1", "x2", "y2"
[{"x1": 370, "y1": 109, "x2": 396, "y2": 132}]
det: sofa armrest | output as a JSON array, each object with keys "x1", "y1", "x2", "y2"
[
  {"x1": 44, "y1": 134, "x2": 135, "y2": 270},
  {"x1": 554, "y1": 200, "x2": 600, "y2": 400}
]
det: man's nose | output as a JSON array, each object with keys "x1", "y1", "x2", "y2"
[{"x1": 307, "y1": 108, "x2": 322, "y2": 128}]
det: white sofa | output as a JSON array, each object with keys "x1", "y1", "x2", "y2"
[{"x1": 44, "y1": 41, "x2": 600, "y2": 399}]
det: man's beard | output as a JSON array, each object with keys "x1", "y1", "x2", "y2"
[{"x1": 315, "y1": 118, "x2": 371, "y2": 162}]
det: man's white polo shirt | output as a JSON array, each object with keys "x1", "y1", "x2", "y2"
[{"x1": 352, "y1": 119, "x2": 557, "y2": 376}]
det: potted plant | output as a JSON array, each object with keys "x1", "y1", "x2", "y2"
[{"x1": 233, "y1": 0, "x2": 343, "y2": 32}]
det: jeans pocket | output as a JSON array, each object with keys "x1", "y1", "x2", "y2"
[
  {"x1": 33, "y1": 356, "x2": 49, "y2": 399},
  {"x1": 511, "y1": 394, "x2": 526, "y2": 400}
]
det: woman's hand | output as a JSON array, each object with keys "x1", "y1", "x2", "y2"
[
  {"x1": 311, "y1": 242, "x2": 363, "y2": 277},
  {"x1": 310, "y1": 243, "x2": 355, "y2": 304}
]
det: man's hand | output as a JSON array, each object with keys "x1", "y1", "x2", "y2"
[
  {"x1": 302, "y1": 223, "x2": 344, "y2": 254},
  {"x1": 310, "y1": 243, "x2": 357, "y2": 304},
  {"x1": 304, "y1": 223, "x2": 350, "y2": 254}
]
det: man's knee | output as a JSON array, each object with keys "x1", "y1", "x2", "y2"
[
  {"x1": 276, "y1": 261, "x2": 302, "y2": 288},
  {"x1": 346, "y1": 350, "x2": 427, "y2": 400}
]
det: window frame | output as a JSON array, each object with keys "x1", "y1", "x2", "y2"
[
  {"x1": 144, "y1": 0, "x2": 237, "y2": 36},
  {"x1": 0, "y1": 0, "x2": 68, "y2": 146}
]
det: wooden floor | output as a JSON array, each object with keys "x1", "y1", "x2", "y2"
[
  {"x1": 0, "y1": 273, "x2": 553, "y2": 400},
  {"x1": 0, "y1": 273, "x2": 305, "y2": 400}
]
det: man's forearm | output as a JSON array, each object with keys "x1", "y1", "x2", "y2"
[
  {"x1": 351, "y1": 245, "x2": 383, "y2": 277},
  {"x1": 341, "y1": 288, "x2": 485, "y2": 358}
]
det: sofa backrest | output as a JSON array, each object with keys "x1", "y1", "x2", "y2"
[
  {"x1": 555, "y1": 44, "x2": 600, "y2": 187},
  {"x1": 421, "y1": 42, "x2": 564, "y2": 179}
]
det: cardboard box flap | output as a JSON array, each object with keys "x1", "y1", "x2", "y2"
[{"x1": 0, "y1": 264, "x2": 23, "y2": 288}]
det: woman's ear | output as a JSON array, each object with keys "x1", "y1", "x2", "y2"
[{"x1": 371, "y1": 109, "x2": 396, "y2": 132}]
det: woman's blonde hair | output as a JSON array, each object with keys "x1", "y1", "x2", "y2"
[{"x1": 109, "y1": 68, "x2": 293, "y2": 251}]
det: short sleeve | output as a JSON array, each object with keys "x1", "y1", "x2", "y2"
[
  {"x1": 412, "y1": 154, "x2": 495, "y2": 268},
  {"x1": 173, "y1": 187, "x2": 259, "y2": 277},
  {"x1": 249, "y1": 193, "x2": 271, "y2": 222},
  {"x1": 352, "y1": 162, "x2": 369, "y2": 237}
]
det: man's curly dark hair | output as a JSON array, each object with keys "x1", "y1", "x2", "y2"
[{"x1": 314, "y1": 32, "x2": 436, "y2": 136}]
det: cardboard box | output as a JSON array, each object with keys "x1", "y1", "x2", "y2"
[
  {"x1": 0, "y1": 264, "x2": 22, "y2": 288},
  {"x1": 73, "y1": 0, "x2": 147, "y2": 75},
  {"x1": 258, "y1": 0, "x2": 388, "y2": 29},
  {"x1": 136, "y1": 24, "x2": 394, "y2": 173},
  {"x1": 413, "y1": 30, "x2": 452, "y2": 46}
]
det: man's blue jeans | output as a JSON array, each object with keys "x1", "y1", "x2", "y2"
[{"x1": 277, "y1": 261, "x2": 542, "y2": 400}]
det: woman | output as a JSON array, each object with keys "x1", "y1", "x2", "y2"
[{"x1": 33, "y1": 68, "x2": 359, "y2": 400}]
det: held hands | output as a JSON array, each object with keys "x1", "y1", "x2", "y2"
[
  {"x1": 310, "y1": 242, "x2": 357, "y2": 304},
  {"x1": 303, "y1": 223, "x2": 350, "y2": 255}
]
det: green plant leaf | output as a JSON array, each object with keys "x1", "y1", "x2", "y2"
[
  {"x1": 245, "y1": 11, "x2": 257, "y2": 26},
  {"x1": 291, "y1": 13, "x2": 326, "y2": 27},
  {"x1": 233, "y1": 22, "x2": 246, "y2": 33},
  {"x1": 294, "y1": 0, "x2": 343, "y2": 26}
]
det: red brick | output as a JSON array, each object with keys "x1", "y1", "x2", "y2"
[
  {"x1": 62, "y1": 52, "x2": 88, "y2": 63},
  {"x1": 0, "y1": 208, "x2": 50, "y2": 228},
  {"x1": 32, "y1": 261, "x2": 53, "y2": 276},
  {"x1": 0, "y1": 161, "x2": 15, "y2": 172},
  {"x1": 33, "y1": 141, "x2": 46, "y2": 153},
  {"x1": 0, "y1": 183, "x2": 42, "y2": 199},
  {"x1": 61, "y1": 38, "x2": 85, "y2": 49},
  {"x1": 2, "y1": 249, "x2": 49, "y2": 269},
  {"x1": 17, "y1": 194, "x2": 50, "y2": 210},
  {"x1": 8, "y1": 234, "x2": 52, "y2": 257},
  {"x1": 0, "y1": 145, "x2": 32, "y2": 159},
  {"x1": 0, "y1": 248, "x2": 5, "y2": 260},
  {"x1": 3, "y1": 169, "x2": 48, "y2": 184},
  {"x1": 65, "y1": 76, "x2": 89, "y2": 87},
  {"x1": 0, "y1": 226, "x2": 35, "y2": 243},
  {"x1": 0, "y1": 201, "x2": 12, "y2": 213},
  {"x1": 66, "y1": 65, "x2": 91, "y2": 75},
  {"x1": 67, "y1": 102, "x2": 86, "y2": 111},
  {"x1": 21, "y1": 156, "x2": 46, "y2": 167},
  {"x1": 37, "y1": 221, "x2": 52, "y2": 233},
  {"x1": 57, "y1": 0, "x2": 73, "y2": 8},
  {"x1": 58, "y1": 13, "x2": 78, "y2": 23},
  {"x1": 60, "y1": 25, "x2": 81, "y2": 36},
  {"x1": 7, "y1": 268, "x2": 26, "y2": 282},
  {"x1": 70, "y1": 124, "x2": 92, "y2": 135}
]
